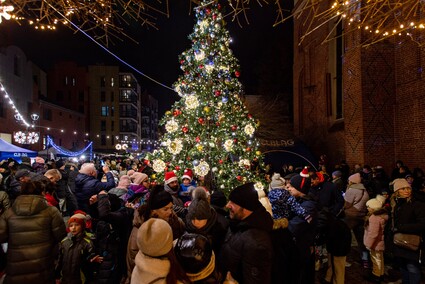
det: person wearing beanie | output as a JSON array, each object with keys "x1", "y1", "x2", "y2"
[
  {"x1": 0, "y1": 180, "x2": 67, "y2": 284},
  {"x1": 175, "y1": 233, "x2": 221, "y2": 283},
  {"x1": 179, "y1": 168, "x2": 197, "y2": 204},
  {"x1": 56, "y1": 213, "x2": 103, "y2": 284},
  {"x1": 363, "y1": 197, "x2": 388, "y2": 283},
  {"x1": 126, "y1": 185, "x2": 185, "y2": 283},
  {"x1": 390, "y1": 178, "x2": 425, "y2": 283},
  {"x1": 18, "y1": 156, "x2": 33, "y2": 171},
  {"x1": 109, "y1": 175, "x2": 131, "y2": 200},
  {"x1": 125, "y1": 172, "x2": 150, "y2": 207},
  {"x1": 220, "y1": 182, "x2": 273, "y2": 283},
  {"x1": 268, "y1": 173, "x2": 313, "y2": 283},
  {"x1": 185, "y1": 187, "x2": 229, "y2": 255},
  {"x1": 32, "y1": 156, "x2": 46, "y2": 174},
  {"x1": 284, "y1": 174, "x2": 318, "y2": 283},
  {"x1": 332, "y1": 170, "x2": 346, "y2": 193},
  {"x1": 131, "y1": 218, "x2": 189, "y2": 284},
  {"x1": 343, "y1": 171, "x2": 370, "y2": 269}
]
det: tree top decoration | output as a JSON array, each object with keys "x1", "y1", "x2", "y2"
[{"x1": 2, "y1": 0, "x2": 424, "y2": 47}]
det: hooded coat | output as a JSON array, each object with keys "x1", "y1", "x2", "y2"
[
  {"x1": 0, "y1": 195, "x2": 67, "y2": 284},
  {"x1": 220, "y1": 206, "x2": 273, "y2": 284},
  {"x1": 75, "y1": 172, "x2": 115, "y2": 212}
]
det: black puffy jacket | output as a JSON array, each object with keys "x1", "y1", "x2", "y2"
[
  {"x1": 220, "y1": 206, "x2": 273, "y2": 284},
  {"x1": 0, "y1": 195, "x2": 67, "y2": 284}
]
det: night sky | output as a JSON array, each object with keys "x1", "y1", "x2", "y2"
[{"x1": 0, "y1": 1, "x2": 293, "y2": 115}]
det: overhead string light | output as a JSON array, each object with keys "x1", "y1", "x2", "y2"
[{"x1": 0, "y1": 81, "x2": 31, "y2": 127}]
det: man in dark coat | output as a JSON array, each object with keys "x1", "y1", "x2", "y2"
[
  {"x1": 220, "y1": 182, "x2": 273, "y2": 284},
  {"x1": 75, "y1": 163, "x2": 116, "y2": 213}
]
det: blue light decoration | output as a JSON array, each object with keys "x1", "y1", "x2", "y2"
[{"x1": 46, "y1": 136, "x2": 93, "y2": 160}]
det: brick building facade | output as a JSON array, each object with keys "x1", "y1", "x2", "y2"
[{"x1": 293, "y1": 0, "x2": 425, "y2": 173}]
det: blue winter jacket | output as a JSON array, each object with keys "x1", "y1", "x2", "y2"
[{"x1": 75, "y1": 172, "x2": 116, "y2": 212}]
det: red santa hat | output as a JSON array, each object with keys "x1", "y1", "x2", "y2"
[
  {"x1": 300, "y1": 166, "x2": 309, "y2": 178},
  {"x1": 182, "y1": 168, "x2": 193, "y2": 181},
  {"x1": 164, "y1": 171, "x2": 178, "y2": 185}
]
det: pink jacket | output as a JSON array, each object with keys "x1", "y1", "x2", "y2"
[{"x1": 363, "y1": 211, "x2": 388, "y2": 251}]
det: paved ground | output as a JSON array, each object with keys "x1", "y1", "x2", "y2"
[{"x1": 314, "y1": 233, "x2": 425, "y2": 284}]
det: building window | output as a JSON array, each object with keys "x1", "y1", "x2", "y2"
[
  {"x1": 64, "y1": 76, "x2": 68, "y2": 86},
  {"x1": 101, "y1": 106, "x2": 109, "y2": 116},
  {"x1": 335, "y1": 21, "x2": 343, "y2": 119},
  {"x1": 111, "y1": 91, "x2": 114, "y2": 102},
  {"x1": 101, "y1": 120, "x2": 106, "y2": 131},
  {"x1": 101, "y1": 135, "x2": 106, "y2": 146},
  {"x1": 100, "y1": 76, "x2": 106, "y2": 87},
  {"x1": 79, "y1": 91, "x2": 84, "y2": 101},
  {"x1": 72, "y1": 77, "x2": 76, "y2": 86},
  {"x1": 101, "y1": 91, "x2": 106, "y2": 102},
  {"x1": 111, "y1": 107, "x2": 114, "y2": 116},
  {"x1": 111, "y1": 77, "x2": 114, "y2": 87},
  {"x1": 13, "y1": 55, "x2": 20, "y2": 77},
  {"x1": 111, "y1": 121, "x2": 114, "y2": 131},
  {"x1": 43, "y1": 109, "x2": 52, "y2": 121},
  {"x1": 0, "y1": 102, "x2": 3, "y2": 118}
]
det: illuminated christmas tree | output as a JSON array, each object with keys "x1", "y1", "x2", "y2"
[{"x1": 146, "y1": 0, "x2": 265, "y2": 195}]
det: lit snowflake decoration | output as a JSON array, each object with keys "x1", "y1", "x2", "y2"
[
  {"x1": 254, "y1": 181, "x2": 265, "y2": 191},
  {"x1": 14, "y1": 131, "x2": 26, "y2": 144},
  {"x1": 238, "y1": 159, "x2": 250, "y2": 168},
  {"x1": 194, "y1": 161, "x2": 210, "y2": 177},
  {"x1": 194, "y1": 50, "x2": 205, "y2": 61},
  {"x1": 27, "y1": 132, "x2": 39, "y2": 144},
  {"x1": 0, "y1": 2, "x2": 13, "y2": 23},
  {"x1": 244, "y1": 124, "x2": 255, "y2": 135},
  {"x1": 223, "y1": 139, "x2": 234, "y2": 152},
  {"x1": 205, "y1": 64, "x2": 214, "y2": 73},
  {"x1": 167, "y1": 139, "x2": 183, "y2": 155},
  {"x1": 153, "y1": 159, "x2": 166, "y2": 173},
  {"x1": 185, "y1": 95, "x2": 199, "y2": 110},
  {"x1": 165, "y1": 119, "x2": 179, "y2": 133}
]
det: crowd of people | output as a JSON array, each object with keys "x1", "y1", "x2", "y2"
[{"x1": 0, "y1": 155, "x2": 423, "y2": 284}]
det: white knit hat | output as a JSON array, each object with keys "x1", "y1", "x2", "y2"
[
  {"x1": 269, "y1": 173, "x2": 285, "y2": 189},
  {"x1": 366, "y1": 198, "x2": 383, "y2": 210}
]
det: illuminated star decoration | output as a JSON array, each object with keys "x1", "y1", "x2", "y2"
[{"x1": 0, "y1": 0, "x2": 13, "y2": 23}]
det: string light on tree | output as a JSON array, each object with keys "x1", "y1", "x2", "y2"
[{"x1": 146, "y1": 0, "x2": 266, "y2": 195}]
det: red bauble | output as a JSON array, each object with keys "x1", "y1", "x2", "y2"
[
  {"x1": 175, "y1": 166, "x2": 181, "y2": 171},
  {"x1": 219, "y1": 159, "x2": 223, "y2": 164},
  {"x1": 234, "y1": 139, "x2": 238, "y2": 143},
  {"x1": 206, "y1": 8, "x2": 211, "y2": 14},
  {"x1": 217, "y1": 4, "x2": 221, "y2": 10},
  {"x1": 173, "y1": 110, "x2": 181, "y2": 117},
  {"x1": 150, "y1": 181, "x2": 157, "y2": 186},
  {"x1": 246, "y1": 147, "x2": 251, "y2": 152},
  {"x1": 198, "y1": 117, "x2": 204, "y2": 124},
  {"x1": 144, "y1": 160, "x2": 149, "y2": 165},
  {"x1": 235, "y1": 71, "x2": 241, "y2": 77},
  {"x1": 236, "y1": 175, "x2": 242, "y2": 181},
  {"x1": 182, "y1": 126, "x2": 188, "y2": 133},
  {"x1": 216, "y1": 122, "x2": 220, "y2": 126},
  {"x1": 213, "y1": 14, "x2": 217, "y2": 20},
  {"x1": 215, "y1": 90, "x2": 221, "y2": 96},
  {"x1": 199, "y1": 64, "x2": 204, "y2": 69},
  {"x1": 247, "y1": 114, "x2": 253, "y2": 119},
  {"x1": 180, "y1": 59, "x2": 185, "y2": 64},
  {"x1": 231, "y1": 125, "x2": 237, "y2": 131},
  {"x1": 195, "y1": 136, "x2": 201, "y2": 143}
]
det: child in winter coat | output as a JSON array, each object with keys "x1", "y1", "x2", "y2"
[
  {"x1": 179, "y1": 168, "x2": 197, "y2": 203},
  {"x1": 56, "y1": 213, "x2": 103, "y2": 284},
  {"x1": 363, "y1": 197, "x2": 388, "y2": 283}
]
